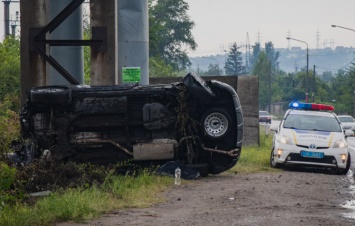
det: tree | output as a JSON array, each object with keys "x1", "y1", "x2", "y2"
[
  {"x1": 202, "y1": 63, "x2": 223, "y2": 76},
  {"x1": 224, "y1": 42, "x2": 245, "y2": 75},
  {"x1": 264, "y1": 42, "x2": 279, "y2": 70},
  {"x1": 149, "y1": 56, "x2": 174, "y2": 77},
  {"x1": 149, "y1": 0, "x2": 197, "y2": 72},
  {"x1": 249, "y1": 42, "x2": 261, "y2": 72},
  {"x1": 253, "y1": 52, "x2": 271, "y2": 109},
  {"x1": 0, "y1": 36, "x2": 20, "y2": 111}
]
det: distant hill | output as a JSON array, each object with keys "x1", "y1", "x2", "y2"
[{"x1": 189, "y1": 46, "x2": 355, "y2": 75}]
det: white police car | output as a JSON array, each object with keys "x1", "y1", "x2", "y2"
[{"x1": 270, "y1": 102, "x2": 353, "y2": 174}]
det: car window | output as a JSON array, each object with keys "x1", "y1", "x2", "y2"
[
  {"x1": 338, "y1": 116, "x2": 354, "y2": 123},
  {"x1": 259, "y1": 111, "x2": 270, "y2": 116},
  {"x1": 283, "y1": 114, "x2": 341, "y2": 132}
]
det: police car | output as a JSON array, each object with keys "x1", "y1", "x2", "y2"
[{"x1": 270, "y1": 102, "x2": 353, "y2": 174}]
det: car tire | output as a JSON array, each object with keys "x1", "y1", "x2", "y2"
[
  {"x1": 30, "y1": 86, "x2": 69, "y2": 105},
  {"x1": 270, "y1": 149, "x2": 281, "y2": 168},
  {"x1": 201, "y1": 108, "x2": 233, "y2": 140},
  {"x1": 337, "y1": 154, "x2": 351, "y2": 175}
]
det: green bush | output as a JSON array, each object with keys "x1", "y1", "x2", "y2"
[
  {"x1": 0, "y1": 163, "x2": 18, "y2": 210},
  {"x1": 0, "y1": 97, "x2": 20, "y2": 155}
]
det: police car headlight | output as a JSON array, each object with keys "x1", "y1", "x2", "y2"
[
  {"x1": 279, "y1": 136, "x2": 292, "y2": 145},
  {"x1": 333, "y1": 140, "x2": 347, "y2": 148}
]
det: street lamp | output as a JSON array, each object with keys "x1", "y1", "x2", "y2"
[
  {"x1": 331, "y1": 25, "x2": 355, "y2": 33},
  {"x1": 286, "y1": 37, "x2": 309, "y2": 102},
  {"x1": 203, "y1": 56, "x2": 220, "y2": 75},
  {"x1": 332, "y1": 25, "x2": 355, "y2": 116}
]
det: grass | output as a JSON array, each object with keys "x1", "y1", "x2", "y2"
[
  {"x1": 0, "y1": 127, "x2": 276, "y2": 225},
  {"x1": 229, "y1": 130, "x2": 280, "y2": 174},
  {"x1": 0, "y1": 172, "x2": 172, "y2": 226}
]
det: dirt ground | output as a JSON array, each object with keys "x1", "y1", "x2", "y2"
[{"x1": 58, "y1": 168, "x2": 355, "y2": 226}]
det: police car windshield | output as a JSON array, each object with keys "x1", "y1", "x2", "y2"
[{"x1": 283, "y1": 114, "x2": 341, "y2": 132}]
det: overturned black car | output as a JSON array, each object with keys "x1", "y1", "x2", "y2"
[{"x1": 10, "y1": 73, "x2": 243, "y2": 175}]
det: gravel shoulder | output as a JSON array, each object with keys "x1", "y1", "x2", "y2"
[{"x1": 58, "y1": 169, "x2": 355, "y2": 226}]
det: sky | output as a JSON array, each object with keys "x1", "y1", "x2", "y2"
[
  {"x1": 1, "y1": 0, "x2": 355, "y2": 57},
  {"x1": 185, "y1": 0, "x2": 355, "y2": 56}
]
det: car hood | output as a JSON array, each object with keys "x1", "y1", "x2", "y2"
[
  {"x1": 282, "y1": 128, "x2": 345, "y2": 147},
  {"x1": 340, "y1": 122, "x2": 355, "y2": 128}
]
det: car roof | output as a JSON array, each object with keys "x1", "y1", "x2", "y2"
[{"x1": 287, "y1": 109, "x2": 336, "y2": 118}]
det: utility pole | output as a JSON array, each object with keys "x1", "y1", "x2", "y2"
[
  {"x1": 286, "y1": 37, "x2": 309, "y2": 102},
  {"x1": 313, "y1": 65, "x2": 316, "y2": 102},
  {"x1": 268, "y1": 60, "x2": 271, "y2": 113},
  {"x1": 245, "y1": 32, "x2": 250, "y2": 73}
]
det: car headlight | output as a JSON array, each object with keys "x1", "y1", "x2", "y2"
[
  {"x1": 333, "y1": 140, "x2": 347, "y2": 148},
  {"x1": 278, "y1": 136, "x2": 292, "y2": 145}
]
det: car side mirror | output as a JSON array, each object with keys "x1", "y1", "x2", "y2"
[
  {"x1": 344, "y1": 129, "x2": 354, "y2": 137},
  {"x1": 270, "y1": 125, "x2": 278, "y2": 133}
]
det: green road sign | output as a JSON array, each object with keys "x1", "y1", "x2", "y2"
[{"x1": 122, "y1": 67, "x2": 141, "y2": 82}]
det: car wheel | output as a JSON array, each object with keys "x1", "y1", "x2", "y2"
[
  {"x1": 337, "y1": 154, "x2": 351, "y2": 175},
  {"x1": 30, "y1": 86, "x2": 69, "y2": 105},
  {"x1": 270, "y1": 149, "x2": 281, "y2": 168},
  {"x1": 201, "y1": 108, "x2": 233, "y2": 140}
]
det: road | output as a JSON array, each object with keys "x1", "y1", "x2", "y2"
[{"x1": 58, "y1": 170, "x2": 355, "y2": 226}]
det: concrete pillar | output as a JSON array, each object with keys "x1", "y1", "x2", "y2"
[
  {"x1": 117, "y1": 0, "x2": 149, "y2": 85},
  {"x1": 48, "y1": 0, "x2": 84, "y2": 85},
  {"x1": 4, "y1": 1, "x2": 10, "y2": 37},
  {"x1": 90, "y1": 0, "x2": 116, "y2": 85},
  {"x1": 20, "y1": 0, "x2": 47, "y2": 105}
]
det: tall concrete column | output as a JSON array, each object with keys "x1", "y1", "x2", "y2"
[
  {"x1": 90, "y1": 0, "x2": 116, "y2": 85},
  {"x1": 20, "y1": 0, "x2": 47, "y2": 105},
  {"x1": 4, "y1": 0, "x2": 10, "y2": 37},
  {"x1": 48, "y1": 0, "x2": 83, "y2": 85},
  {"x1": 117, "y1": 0, "x2": 149, "y2": 85}
]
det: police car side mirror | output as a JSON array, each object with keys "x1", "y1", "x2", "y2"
[{"x1": 344, "y1": 130, "x2": 354, "y2": 137}]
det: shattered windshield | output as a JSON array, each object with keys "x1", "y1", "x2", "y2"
[{"x1": 283, "y1": 114, "x2": 341, "y2": 132}]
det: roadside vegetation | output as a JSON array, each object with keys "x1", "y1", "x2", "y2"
[
  {"x1": 0, "y1": 161, "x2": 172, "y2": 226},
  {"x1": 229, "y1": 130, "x2": 277, "y2": 174},
  {"x1": 0, "y1": 129, "x2": 276, "y2": 226}
]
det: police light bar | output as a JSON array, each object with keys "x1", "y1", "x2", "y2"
[{"x1": 289, "y1": 102, "x2": 334, "y2": 111}]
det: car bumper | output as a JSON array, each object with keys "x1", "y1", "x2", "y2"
[{"x1": 273, "y1": 142, "x2": 349, "y2": 169}]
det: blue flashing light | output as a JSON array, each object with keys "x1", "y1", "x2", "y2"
[{"x1": 289, "y1": 102, "x2": 334, "y2": 111}]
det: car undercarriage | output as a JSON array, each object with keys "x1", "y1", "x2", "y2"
[{"x1": 9, "y1": 73, "x2": 243, "y2": 175}]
